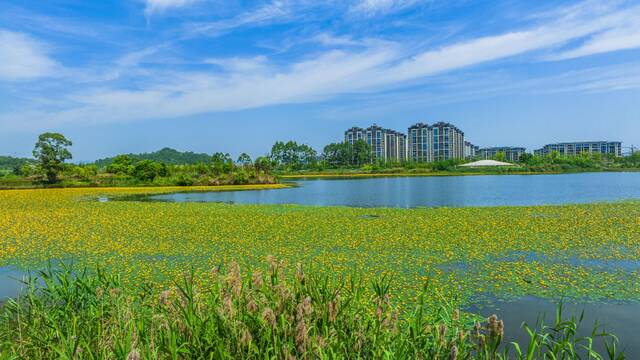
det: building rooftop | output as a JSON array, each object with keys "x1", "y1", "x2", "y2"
[{"x1": 459, "y1": 160, "x2": 515, "y2": 167}]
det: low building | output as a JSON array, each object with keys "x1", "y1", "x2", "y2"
[
  {"x1": 534, "y1": 142, "x2": 622, "y2": 157},
  {"x1": 478, "y1": 147, "x2": 526, "y2": 162}
]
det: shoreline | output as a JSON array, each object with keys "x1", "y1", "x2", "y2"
[{"x1": 280, "y1": 168, "x2": 640, "y2": 179}]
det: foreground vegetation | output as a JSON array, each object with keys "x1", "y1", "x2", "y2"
[{"x1": 0, "y1": 262, "x2": 624, "y2": 359}]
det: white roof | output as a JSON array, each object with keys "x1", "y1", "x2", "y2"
[{"x1": 459, "y1": 159, "x2": 515, "y2": 167}]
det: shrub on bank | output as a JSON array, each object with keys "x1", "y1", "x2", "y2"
[{"x1": 0, "y1": 260, "x2": 622, "y2": 359}]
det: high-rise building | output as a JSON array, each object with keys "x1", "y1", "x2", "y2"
[
  {"x1": 408, "y1": 122, "x2": 466, "y2": 162},
  {"x1": 345, "y1": 124, "x2": 407, "y2": 162},
  {"x1": 385, "y1": 131, "x2": 407, "y2": 162},
  {"x1": 478, "y1": 147, "x2": 526, "y2": 162},
  {"x1": 408, "y1": 123, "x2": 432, "y2": 162},
  {"x1": 464, "y1": 141, "x2": 478, "y2": 159},
  {"x1": 534, "y1": 142, "x2": 622, "y2": 157},
  {"x1": 431, "y1": 122, "x2": 465, "y2": 161},
  {"x1": 344, "y1": 127, "x2": 365, "y2": 145}
]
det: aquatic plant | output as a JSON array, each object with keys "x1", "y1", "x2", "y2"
[
  {"x1": 1, "y1": 187, "x2": 639, "y2": 309},
  {"x1": 0, "y1": 262, "x2": 623, "y2": 359}
]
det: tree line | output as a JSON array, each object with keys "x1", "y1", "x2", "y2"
[{"x1": 2, "y1": 132, "x2": 640, "y2": 185}]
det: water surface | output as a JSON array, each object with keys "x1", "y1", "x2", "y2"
[
  {"x1": 149, "y1": 172, "x2": 640, "y2": 208},
  {"x1": 468, "y1": 297, "x2": 640, "y2": 358}
]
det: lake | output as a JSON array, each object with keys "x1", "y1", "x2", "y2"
[{"x1": 149, "y1": 172, "x2": 640, "y2": 207}]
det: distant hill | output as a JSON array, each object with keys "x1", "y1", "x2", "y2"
[
  {"x1": 0, "y1": 155, "x2": 35, "y2": 170},
  {"x1": 94, "y1": 148, "x2": 211, "y2": 167}
]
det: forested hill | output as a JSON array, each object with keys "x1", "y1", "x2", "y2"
[
  {"x1": 94, "y1": 148, "x2": 211, "y2": 167},
  {"x1": 0, "y1": 156, "x2": 34, "y2": 170}
]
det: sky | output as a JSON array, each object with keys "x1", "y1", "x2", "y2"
[{"x1": 0, "y1": 0, "x2": 639, "y2": 161}]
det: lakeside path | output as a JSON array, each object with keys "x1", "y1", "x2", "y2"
[{"x1": 1, "y1": 186, "x2": 639, "y2": 310}]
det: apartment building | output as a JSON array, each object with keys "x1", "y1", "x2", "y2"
[
  {"x1": 431, "y1": 122, "x2": 465, "y2": 161},
  {"x1": 478, "y1": 147, "x2": 526, "y2": 162},
  {"x1": 464, "y1": 141, "x2": 479, "y2": 159},
  {"x1": 408, "y1": 123, "x2": 432, "y2": 162},
  {"x1": 345, "y1": 124, "x2": 407, "y2": 162},
  {"x1": 344, "y1": 127, "x2": 365, "y2": 145},
  {"x1": 407, "y1": 122, "x2": 467, "y2": 162},
  {"x1": 534, "y1": 142, "x2": 622, "y2": 157}
]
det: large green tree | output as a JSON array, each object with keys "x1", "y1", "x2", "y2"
[
  {"x1": 236, "y1": 153, "x2": 253, "y2": 168},
  {"x1": 351, "y1": 139, "x2": 372, "y2": 165},
  {"x1": 105, "y1": 155, "x2": 134, "y2": 175},
  {"x1": 270, "y1": 141, "x2": 318, "y2": 170},
  {"x1": 211, "y1": 152, "x2": 234, "y2": 175},
  {"x1": 32, "y1": 133, "x2": 73, "y2": 183}
]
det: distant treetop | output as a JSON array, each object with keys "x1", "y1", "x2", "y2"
[{"x1": 94, "y1": 147, "x2": 211, "y2": 167}]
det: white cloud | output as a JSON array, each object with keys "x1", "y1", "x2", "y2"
[
  {"x1": 2, "y1": 1, "x2": 640, "y2": 131},
  {"x1": 550, "y1": 17, "x2": 640, "y2": 60},
  {"x1": 183, "y1": 2, "x2": 289, "y2": 37},
  {"x1": 350, "y1": 0, "x2": 419, "y2": 16},
  {"x1": 205, "y1": 56, "x2": 269, "y2": 73},
  {"x1": 144, "y1": 0, "x2": 198, "y2": 14},
  {"x1": 0, "y1": 29, "x2": 58, "y2": 81}
]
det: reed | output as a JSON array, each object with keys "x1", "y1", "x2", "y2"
[{"x1": 0, "y1": 261, "x2": 623, "y2": 359}]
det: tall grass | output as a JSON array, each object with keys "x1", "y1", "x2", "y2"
[{"x1": 0, "y1": 259, "x2": 623, "y2": 359}]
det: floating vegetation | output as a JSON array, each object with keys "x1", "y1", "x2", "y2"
[{"x1": 0, "y1": 187, "x2": 639, "y2": 310}]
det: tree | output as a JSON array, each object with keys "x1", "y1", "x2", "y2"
[
  {"x1": 494, "y1": 151, "x2": 506, "y2": 162},
  {"x1": 352, "y1": 140, "x2": 372, "y2": 165},
  {"x1": 519, "y1": 153, "x2": 533, "y2": 164},
  {"x1": 132, "y1": 160, "x2": 168, "y2": 181},
  {"x1": 32, "y1": 132, "x2": 73, "y2": 183},
  {"x1": 237, "y1": 153, "x2": 253, "y2": 168},
  {"x1": 548, "y1": 150, "x2": 560, "y2": 164},
  {"x1": 270, "y1": 141, "x2": 318, "y2": 170},
  {"x1": 211, "y1": 152, "x2": 234, "y2": 175},
  {"x1": 254, "y1": 156, "x2": 272, "y2": 175},
  {"x1": 322, "y1": 142, "x2": 352, "y2": 167},
  {"x1": 106, "y1": 155, "x2": 134, "y2": 175}
]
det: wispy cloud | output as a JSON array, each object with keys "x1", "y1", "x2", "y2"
[
  {"x1": 144, "y1": 0, "x2": 199, "y2": 15},
  {"x1": 549, "y1": 13, "x2": 640, "y2": 60},
  {"x1": 183, "y1": 2, "x2": 290, "y2": 38},
  {"x1": 2, "y1": 1, "x2": 640, "y2": 131},
  {"x1": 349, "y1": 0, "x2": 420, "y2": 17},
  {"x1": 0, "y1": 29, "x2": 59, "y2": 81}
]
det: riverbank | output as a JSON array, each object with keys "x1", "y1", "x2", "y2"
[{"x1": 0, "y1": 174, "x2": 280, "y2": 190}]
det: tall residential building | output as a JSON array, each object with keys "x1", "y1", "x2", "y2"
[
  {"x1": 534, "y1": 142, "x2": 622, "y2": 157},
  {"x1": 464, "y1": 141, "x2": 479, "y2": 159},
  {"x1": 345, "y1": 124, "x2": 407, "y2": 162},
  {"x1": 408, "y1": 123, "x2": 432, "y2": 162},
  {"x1": 478, "y1": 147, "x2": 526, "y2": 162},
  {"x1": 407, "y1": 122, "x2": 466, "y2": 162},
  {"x1": 432, "y1": 122, "x2": 465, "y2": 161},
  {"x1": 344, "y1": 127, "x2": 365, "y2": 144},
  {"x1": 385, "y1": 131, "x2": 407, "y2": 162}
]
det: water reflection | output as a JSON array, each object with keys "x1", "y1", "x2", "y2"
[
  {"x1": 147, "y1": 172, "x2": 640, "y2": 208},
  {"x1": 468, "y1": 296, "x2": 640, "y2": 358}
]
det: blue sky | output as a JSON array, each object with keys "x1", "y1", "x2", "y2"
[{"x1": 1, "y1": 0, "x2": 639, "y2": 161}]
